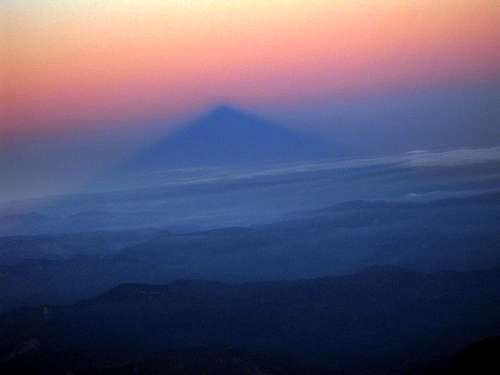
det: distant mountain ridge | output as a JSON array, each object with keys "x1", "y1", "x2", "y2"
[
  {"x1": 1, "y1": 191, "x2": 500, "y2": 315},
  {"x1": 125, "y1": 105, "x2": 333, "y2": 171}
]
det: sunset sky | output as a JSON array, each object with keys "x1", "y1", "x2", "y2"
[{"x1": 3, "y1": 0, "x2": 500, "y2": 136}]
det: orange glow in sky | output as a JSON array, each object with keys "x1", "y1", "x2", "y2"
[{"x1": 2, "y1": 0, "x2": 500, "y2": 134}]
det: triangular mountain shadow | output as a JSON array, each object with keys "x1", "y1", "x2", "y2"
[{"x1": 125, "y1": 105, "x2": 334, "y2": 172}]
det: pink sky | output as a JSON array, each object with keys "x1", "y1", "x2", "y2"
[{"x1": 3, "y1": 0, "x2": 500, "y2": 136}]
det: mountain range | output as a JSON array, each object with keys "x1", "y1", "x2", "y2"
[{"x1": 1, "y1": 191, "x2": 499, "y2": 314}]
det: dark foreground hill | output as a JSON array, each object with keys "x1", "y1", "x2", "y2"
[
  {"x1": 420, "y1": 336, "x2": 500, "y2": 374},
  {"x1": 0, "y1": 346, "x2": 329, "y2": 375},
  {"x1": 1, "y1": 266, "x2": 500, "y2": 374}
]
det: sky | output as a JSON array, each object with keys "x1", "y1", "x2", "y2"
[
  {"x1": 1, "y1": 1, "x2": 500, "y2": 202},
  {"x1": 2, "y1": 0, "x2": 500, "y2": 136}
]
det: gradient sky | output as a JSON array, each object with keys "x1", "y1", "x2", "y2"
[{"x1": 3, "y1": 0, "x2": 500, "y2": 136}]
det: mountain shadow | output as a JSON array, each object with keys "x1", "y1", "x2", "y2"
[{"x1": 125, "y1": 105, "x2": 334, "y2": 172}]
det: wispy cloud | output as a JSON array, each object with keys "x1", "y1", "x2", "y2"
[
  {"x1": 151, "y1": 146, "x2": 500, "y2": 187},
  {"x1": 402, "y1": 146, "x2": 500, "y2": 167}
]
